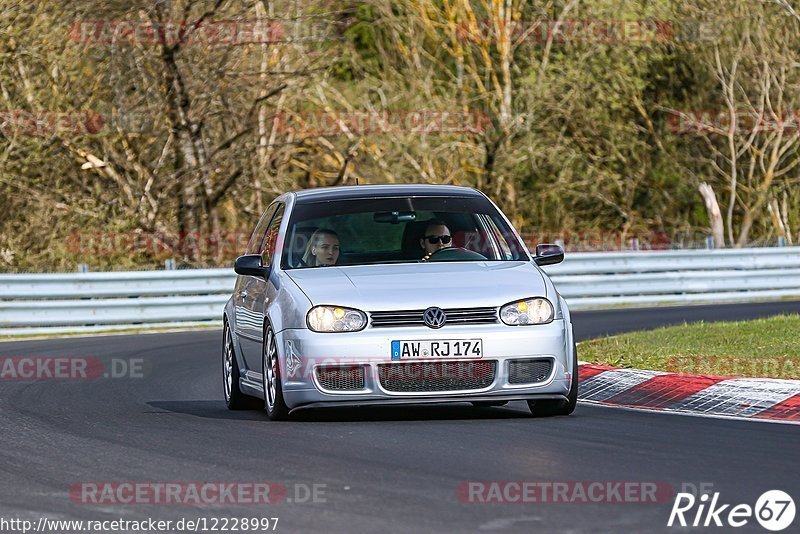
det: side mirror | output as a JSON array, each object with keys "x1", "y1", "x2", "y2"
[
  {"x1": 234, "y1": 254, "x2": 270, "y2": 278},
  {"x1": 534, "y1": 244, "x2": 564, "y2": 266}
]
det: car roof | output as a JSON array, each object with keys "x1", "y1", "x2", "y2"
[{"x1": 291, "y1": 184, "x2": 485, "y2": 204}]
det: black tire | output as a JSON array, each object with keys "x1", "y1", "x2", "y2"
[
  {"x1": 262, "y1": 324, "x2": 290, "y2": 421},
  {"x1": 471, "y1": 401, "x2": 509, "y2": 408},
  {"x1": 528, "y1": 339, "x2": 578, "y2": 417},
  {"x1": 223, "y1": 320, "x2": 260, "y2": 410}
]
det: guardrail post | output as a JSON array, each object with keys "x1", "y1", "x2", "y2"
[
  {"x1": 164, "y1": 258, "x2": 176, "y2": 270},
  {"x1": 77, "y1": 263, "x2": 89, "y2": 273},
  {"x1": 777, "y1": 236, "x2": 786, "y2": 247},
  {"x1": 705, "y1": 236, "x2": 714, "y2": 250},
  {"x1": 629, "y1": 237, "x2": 640, "y2": 251}
]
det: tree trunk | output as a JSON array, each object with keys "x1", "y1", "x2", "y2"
[{"x1": 698, "y1": 182, "x2": 725, "y2": 248}]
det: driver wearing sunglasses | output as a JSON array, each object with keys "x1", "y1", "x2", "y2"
[{"x1": 420, "y1": 220, "x2": 452, "y2": 261}]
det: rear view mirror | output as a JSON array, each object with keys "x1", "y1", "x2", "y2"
[
  {"x1": 374, "y1": 211, "x2": 416, "y2": 224},
  {"x1": 534, "y1": 244, "x2": 565, "y2": 266}
]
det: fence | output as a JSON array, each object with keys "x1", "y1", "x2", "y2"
[
  {"x1": 1, "y1": 247, "x2": 798, "y2": 335},
  {"x1": 543, "y1": 247, "x2": 800, "y2": 308}
]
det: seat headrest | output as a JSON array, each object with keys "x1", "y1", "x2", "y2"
[
  {"x1": 401, "y1": 220, "x2": 432, "y2": 259},
  {"x1": 288, "y1": 226, "x2": 318, "y2": 267}
]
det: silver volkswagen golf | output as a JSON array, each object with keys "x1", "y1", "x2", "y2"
[{"x1": 223, "y1": 184, "x2": 577, "y2": 420}]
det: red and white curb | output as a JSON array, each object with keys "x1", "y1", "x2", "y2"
[{"x1": 578, "y1": 364, "x2": 800, "y2": 423}]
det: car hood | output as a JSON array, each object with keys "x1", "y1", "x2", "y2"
[{"x1": 285, "y1": 261, "x2": 547, "y2": 311}]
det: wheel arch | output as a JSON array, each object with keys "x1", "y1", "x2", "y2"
[
  {"x1": 261, "y1": 314, "x2": 285, "y2": 380},
  {"x1": 222, "y1": 303, "x2": 248, "y2": 380}
]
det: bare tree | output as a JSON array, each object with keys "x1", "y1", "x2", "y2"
[{"x1": 675, "y1": 2, "x2": 800, "y2": 246}]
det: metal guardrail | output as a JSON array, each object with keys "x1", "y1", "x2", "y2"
[
  {"x1": 544, "y1": 248, "x2": 800, "y2": 308},
  {"x1": 0, "y1": 270, "x2": 233, "y2": 335},
  {"x1": 1, "y1": 247, "x2": 798, "y2": 335}
]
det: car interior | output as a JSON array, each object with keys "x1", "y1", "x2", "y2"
[{"x1": 285, "y1": 212, "x2": 506, "y2": 268}]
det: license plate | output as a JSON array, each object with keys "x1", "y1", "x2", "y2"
[{"x1": 391, "y1": 339, "x2": 483, "y2": 360}]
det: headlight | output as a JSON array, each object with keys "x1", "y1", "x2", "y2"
[
  {"x1": 307, "y1": 306, "x2": 367, "y2": 332},
  {"x1": 500, "y1": 298, "x2": 554, "y2": 326}
]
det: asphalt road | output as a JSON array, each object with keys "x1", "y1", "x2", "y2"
[{"x1": 1, "y1": 301, "x2": 799, "y2": 533}]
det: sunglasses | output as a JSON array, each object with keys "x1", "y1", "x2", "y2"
[{"x1": 424, "y1": 235, "x2": 452, "y2": 245}]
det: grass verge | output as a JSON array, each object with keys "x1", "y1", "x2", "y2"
[{"x1": 579, "y1": 314, "x2": 800, "y2": 379}]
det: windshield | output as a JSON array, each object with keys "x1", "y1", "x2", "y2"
[{"x1": 281, "y1": 195, "x2": 529, "y2": 269}]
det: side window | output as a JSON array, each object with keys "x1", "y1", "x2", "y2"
[
  {"x1": 260, "y1": 204, "x2": 285, "y2": 266},
  {"x1": 246, "y1": 205, "x2": 277, "y2": 255},
  {"x1": 487, "y1": 215, "x2": 528, "y2": 260},
  {"x1": 485, "y1": 217, "x2": 513, "y2": 259},
  {"x1": 455, "y1": 215, "x2": 498, "y2": 259}
]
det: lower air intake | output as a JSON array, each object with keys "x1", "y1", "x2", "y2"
[
  {"x1": 508, "y1": 359, "x2": 553, "y2": 384},
  {"x1": 315, "y1": 365, "x2": 365, "y2": 391},
  {"x1": 378, "y1": 361, "x2": 497, "y2": 392}
]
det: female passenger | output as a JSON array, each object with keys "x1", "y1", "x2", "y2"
[{"x1": 301, "y1": 229, "x2": 340, "y2": 267}]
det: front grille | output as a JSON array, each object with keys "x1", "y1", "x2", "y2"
[
  {"x1": 508, "y1": 359, "x2": 553, "y2": 384},
  {"x1": 315, "y1": 365, "x2": 365, "y2": 391},
  {"x1": 377, "y1": 360, "x2": 497, "y2": 392},
  {"x1": 370, "y1": 307, "x2": 498, "y2": 328}
]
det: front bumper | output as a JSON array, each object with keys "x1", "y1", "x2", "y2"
[{"x1": 276, "y1": 319, "x2": 573, "y2": 410}]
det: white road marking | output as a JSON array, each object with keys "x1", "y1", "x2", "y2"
[
  {"x1": 669, "y1": 378, "x2": 800, "y2": 417},
  {"x1": 578, "y1": 368, "x2": 665, "y2": 402}
]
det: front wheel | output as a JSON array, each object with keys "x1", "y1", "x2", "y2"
[
  {"x1": 528, "y1": 340, "x2": 578, "y2": 417},
  {"x1": 262, "y1": 325, "x2": 290, "y2": 421}
]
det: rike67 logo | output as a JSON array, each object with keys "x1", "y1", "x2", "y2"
[{"x1": 668, "y1": 490, "x2": 795, "y2": 531}]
